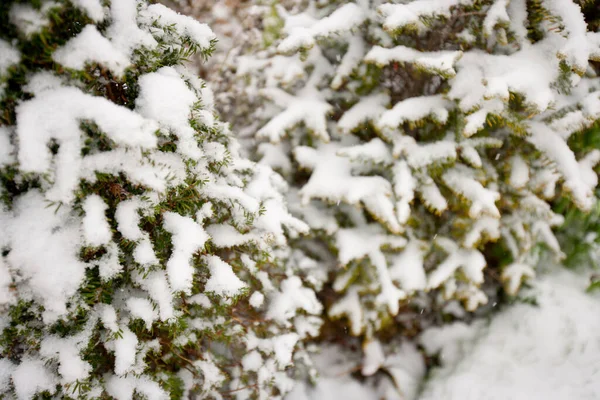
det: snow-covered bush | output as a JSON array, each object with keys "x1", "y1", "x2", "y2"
[
  {"x1": 227, "y1": 0, "x2": 600, "y2": 337},
  {"x1": 0, "y1": 1, "x2": 323, "y2": 398}
]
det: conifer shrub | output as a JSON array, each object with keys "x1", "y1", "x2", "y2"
[
  {"x1": 0, "y1": 1, "x2": 323, "y2": 398},
  {"x1": 225, "y1": 0, "x2": 600, "y2": 338}
]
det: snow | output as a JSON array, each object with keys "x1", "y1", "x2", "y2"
[
  {"x1": 106, "y1": 375, "x2": 169, "y2": 400},
  {"x1": 442, "y1": 166, "x2": 501, "y2": 218},
  {"x1": 249, "y1": 291, "x2": 265, "y2": 308},
  {"x1": 376, "y1": 95, "x2": 451, "y2": 132},
  {"x1": 420, "y1": 270, "x2": 600, "y2": 400},
  {"x1": 365, "y1": 46, "x2": 462, "y2": 77},
  {"x1": 5, "y1": 192, "x2": 86, "y2": 322},
  {"x1": 509, "y1": 155, "x2": 529, "y2": 189},
  {"x1": 0, "y1": 39, "x2": 20, "y2": 76},
  {"x1": 278, "y1": 3, "x2": 367, "y2": 53},
  {"x1": 427, "y1": 238, "x2": 486, "y2": 293},
  {"x1": 112, "y1": 327, "x2": 138, "y2": 375},
  {"x1": 39, "y1": 334, "x2": 92, "y2": 383},
  {"x1": 483, "y1": 0, "x2": 510, "y2": 37},
  {"x1": 389, "y1": 239, "x2": 428, "y2": 292},
  {"x1": 115, "y1": 199, "x2": 144, "y2": 240},
  {"x1": 9, "y1": 3, "x2": 55, "y2": 37},
  {"x1": 53, "y1": 25, "x2": 130, "y2": 77},
  {"x1": 82, "y1": 194, "x2": 112, "y2": 247},
  {"x1": 338, "y1": 94, "x2": 389, "y2": 133},
  {"x1": 106, "y1": 0, "x2": 157, "y2": 56},
  {"x1": 138, "y1": 271, "x2": 174, "y2": 321},
  {"x1": 242, "y1": 350, "x2": 263, "y2": 372},
  {"x1": 295, "y1": 142, "x2": 400, "y2": 233},
  {"x1": 528, "y1": 122, "x2": 595, "y2": 210},
  {"x1": 331, "y1": 36, "x2": 366, "y2": 89},
  {"x1": 136, "y1": 67, "x2": 202, "y2": 159},
  {"x1": 11, "y1": 359, "x2": 56, "y2": 400},
  {"x1": 379, "y1": 0, "x2": 475, "y2": 31},
  {"x1": 267, "y1": 276, "x2": 322, "y2": 323},
  {"x1": 16, "y1": 87, "x2": 158, "y2": 202},
  {"x1": 142, "y1": 4, "x2": 216, "y2": 50},
  {"x1": 126, "y1": 297, "x2": 158, "y2": 329},
  {"x1": 162, "y1": 212, "x2": 209, "y2": 294},
  {"x1": 258, "y1": 88, "x2": 332, "y2": 143},
  {"x1": 71, "y1": 0, "x2": 105, "y2": 22},
  {"x1": 204, "y1": 255, "x2": 247, "y2": 297}
]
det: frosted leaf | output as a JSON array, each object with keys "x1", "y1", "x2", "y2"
[
  {"x1": 336, "y1": 225, "x2": 406, "y2": 265},
  {"x1": 258, "y1": 88, "x2": 332, "y2": 143},
  {"x1": 71, "y1": 0, "x2": 105, "y2": 22},
  {"x1": 106, "y1": 0, "x2": 157, "y2": 56},
  {"x1": 126, "y1": 297, "x2": 158, "y2": 329},
  {"x1": 362, "y1": 339, "x2": 385, "y2": 376},
  {"x1": 509, "y1": 155, "x2": 529, "y2": 189},
  {"x1": 137, "y1": 271, "x2": 174, "y2": 321},
  {"x1": 428, "y1": 238, "x2": 486, "y2": 289},
  {"x1": 136, "y1": 67, "x2": 203, "y2": 159},
  {"x1": 395, "y1": 137, "x2": 457, "y2": 168},
  {"x1": 278, "y1": 3, "x2": 367, "y2": 53},
  {"x1": 456, "y1": 283, "x2": 488, "y2": 311},
  {"x1": 528, "y1": 122, "x2": 594, "y2": 210},
  {"x1": 267, "y1": 276, "x2": 323, "y2": 324},
  {"x1": 115, "y1": 198, "x2": 144, "y2": 241},
  {"x1": 141, "y1": 4, "x2": 216, "y2": 50},
  {"x1": 507, "y1": 0, "x2": 529, "y2": 45},
  {"x1": 463, "y1": 99, "x2": 504, "y2": 137},
  {"x1": 376, "y1": 95, "x2": 452, "y2": 132},
  {"x1": 379, "y1": 0, "x2": 476, "y2": 32},
  {"x1": 463, "y1": 217, "x2": 500, "y2": 248},
  {"x1": 272, "y1": 333, "x2": 300, "y2": 367},
  {"x1": 53, "y1": 25, "x2": 130, "y2": 77},
  {"x1": 133, "y1": 236, "x2": 159, "y2": 267},
  {"x1": 389, "y1": 239, "x2": 428, "y2": 292},
  {"x1": 203, "y1": 182, "x2": 260, "y2": 214},
  {"x1": 483, "y1": 0, "x2": 510, "y2": 37},
  {"x1": 337, "y1": 138, "x2": 393, "y2": 165},
  {"x1": 338, "y1": 93, "x2": 389, "y2": 133},
  {"x1": 331, "y1": 35, "x2": 367, "y2": 89},
  {"x1": 542, "y1": 0, "x2": 589, "y2": 73},
  {"x1": 365, "y1": 46, "x2": 462, "y2": 77},
  {"x1": 82, "y1": 194, "x2": 112, "y2": 247},
  {"x1": 442, "y1": 167, "x2": 500, "y2": 219},
  {"x1": 296, "y1": 142, "x2": 400, "y2": 232},
  {"x1": 106, "y1": 375, "x2": 169, "y2": 400},
  {"x1": 336, "y1": 226, "x2": 407, "y2": 315},
  {"x1": 16, "y1": 87, "x2": 158, "y2": 202},
  {"x1": 458, "y1": 144, "x2": 482, "y2": 168},
  {"x1": 9, "y1": 3, "x2": 56, "y2": 37},
  {"x1": 204, "y1": 255, "x2": 247, "y2": 297},
  {"x1": 195, "y1": 358, "x2": 226, "y2": 389},
  {"x1": 501, "y1": 262, "x2": 535, "y2": 295},
  {"x1": 329, "y1": 288, "x2": 364, "y2": 336},
  {"x1": 450, "y1": 41, "x2": 561, "y2": 112},
  {"x1": 206, "y1": 224, "x2": 258, "y2": 248},
  {"x1": 417, "y1": 179, "x2": 448, "y2": 214},
  {"x1": 163, "y1": 212, "x2": 209, "y2": 294}
]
